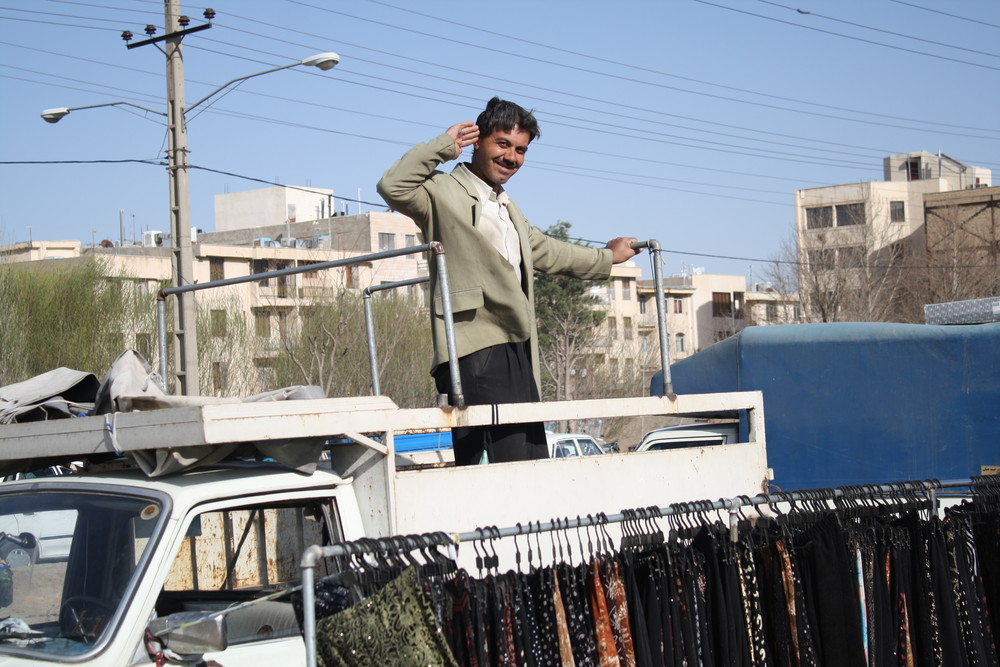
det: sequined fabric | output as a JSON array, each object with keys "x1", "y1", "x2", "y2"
[{"x1": 315, "y1": 567, "x2": 458, "y2": 667}]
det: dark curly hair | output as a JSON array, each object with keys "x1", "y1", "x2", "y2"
[{"x1": 475, "y1": 97, "x2": 540, "y2": 141}]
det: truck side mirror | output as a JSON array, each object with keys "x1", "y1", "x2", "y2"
[{"x1": 147, "y1": 611, "x2": 228, "y2": 655}]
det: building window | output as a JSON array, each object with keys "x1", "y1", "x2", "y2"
[
  {"x1": 711, "y1": 292, "x2": 732, "y2": 318},
  {"x1": 135, "y1": 332, "x2": 153, "y2": 360},
  {"x1": 835, "y1": 203, "x2": 864, "y2": 227},
  {"x1": 608, "y1": 316, "x2": 617, "y2": 339},
  {"x1": 623, "y1": 317, "x2": 633, "y2": 340},
  {"x1": 251, "y1": 259, "x2": 269, "y2": 285},
  {"x1": 622, "y1": 278, "x2": 632, "y2": 301},
  {"x1": 675, "y1": 333, "x2": 686, "y2": 354},
  {"x1": 766, "y1": 303, "x2": 778, "y2": 322},
  {"x1": 673, "y1": 298, "x2": 683, "y2": 314},
  {"x1": 212, "y1": 361, "x2": 228, "y2": 392},
  {"x1": 254, "y1": 310, "x2": 271, "y2": 338},
  {"x1": 838, "y1": 245, "x2": 864, "y2": 268},
  {"x1": 405, "y1": 234, "x2": 417, "y2": 258},
  {"x1": 907, "y1": 158, "x2": 920, "y2": 181},
  {"x1": 210, "y1": 310, "x2": 227, "y2": 338},
  {"x1": 808, "y1": 248, "x2": 835, "y2": 269},
  {"x1": 806, "y1": 206, "x2": 833, "y2": 229},
  {"x1": 890, "y1": 201, "x2": 905, "y2": 222},
  {"x1": 255, "y1": 361, "x2": 275, "y2": 390},
  {"x1": 639, "y1": 296, "x2": 648, "y2": 315},
  {"x1": 209, "y1": 257, "x2": 224, "y2": 282},
  {"x1": 590, "y1": 284, "x2": 610, "y2": 304},
  {"x1": 378, "y1": 232, "x2": 396, "y2": 252},
  {"x1": 344, "y1": 266, "x2": 359, "y2": 289}
]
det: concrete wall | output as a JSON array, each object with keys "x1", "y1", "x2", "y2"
[{"x1": 214, "y1": 186, "x2": 334, "y2": 232}]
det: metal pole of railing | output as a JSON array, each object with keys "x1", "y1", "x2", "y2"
[
  {"x1": 155, "y1": 243, "x2": 433, "y2": 395},
  {"x1": 632, "y1": 239, "x2": 671, "y2": 394},
  {"x1": 363, "y1": 277, "x2": 429, "y2": 396},
  {"x1": 362, "y1": 290, "x2": 379, "y2": 397},
  {"x1": 156, "y1": 297, "x2": 169, "y2": 391},
  {"x1": 300, "y1": 545, "x2": 321, "y2": 667},
  {"x1": 430, "y1": 242, "x2": 464, "y2": 408}
]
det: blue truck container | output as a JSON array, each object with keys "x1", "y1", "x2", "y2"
[{"x1": 651, "y1": 321, "x2": 1000, "y2": 490}]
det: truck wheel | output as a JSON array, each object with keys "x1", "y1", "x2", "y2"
[{"x1": 0, "y1": 536, "x2": 38, "y2": 567}]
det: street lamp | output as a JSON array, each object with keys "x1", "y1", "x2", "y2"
[
  {"x1": 40, "y1": 101, "x2": 166, "y2": 124},
  {"x1": 41, "y1": 44, "x2": 340, "y2": 395}
]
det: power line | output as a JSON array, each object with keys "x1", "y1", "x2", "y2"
[
  {"x1": 756, "y1": 0, "x2": 1000, "y2": 61},
  {"x1": 363, "y1": 0, "x2": 1000, "y2": 136},
  {"x1": 886, "y1": 0, "x2": 1000, "y2": 31},
  {"x1": 694, "y1": 0, "x2": 1000, "y2": 73}
]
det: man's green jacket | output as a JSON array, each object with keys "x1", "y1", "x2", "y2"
[{"x1": 377, "y1": 133, "x2": 613, "y2": 392}]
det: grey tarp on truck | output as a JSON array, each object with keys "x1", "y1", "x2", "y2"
[
  {"x1": 0, "y1": 350, "x2": 326, "y2": 477},
  {"x1": 0, "y1": 367, "x2": 98, "y2": 424}
]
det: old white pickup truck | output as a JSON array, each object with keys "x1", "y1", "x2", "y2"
[{"x1": 0, "y1": 387, "x2": 768, "y2": 665}]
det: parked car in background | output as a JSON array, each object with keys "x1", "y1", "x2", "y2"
[
  {"x1": 546, "y1": 433, "x2": 606, "y2": 458},
  {"x1": 0, "y1": 465, "x2": 78, "y2": 565},
  {"x1": 633, "y1": 422, "x2": 740, "y2": 452}
]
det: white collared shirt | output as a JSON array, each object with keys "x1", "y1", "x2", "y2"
[{"x1": 458, "y1": 164, "x2": 523, "y2": 284}]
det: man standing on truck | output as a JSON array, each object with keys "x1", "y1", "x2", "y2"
[{"x1": 377, "y1": 97, "x2": 640, "y2": 466}]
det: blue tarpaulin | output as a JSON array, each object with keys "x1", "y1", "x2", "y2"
[{"x1": 652, "y1": 322, "x2": 1000, "y2": 490}]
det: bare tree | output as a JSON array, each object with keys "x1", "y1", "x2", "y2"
[{"x1": 784, "y1": 197, "x2": 916, "y2": 323}]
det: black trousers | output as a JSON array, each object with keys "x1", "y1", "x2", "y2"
[{"x1": 433, "y1": 341, "x2": 548, "y2": 466}]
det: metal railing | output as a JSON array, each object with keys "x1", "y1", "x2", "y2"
[
  {"x1": 156, "y1": 237, "x2": 672, "y2": 404},
  {"x1": 362, "y1": 276, "x2": 429, "y2": 397},
  {"x1": 156, "y1": 241, "x2": 465, "y2": 406}
]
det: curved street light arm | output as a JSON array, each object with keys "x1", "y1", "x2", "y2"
[
  {"x1": 41, "y1": 101, "x2": 167, "y2": 123},
  {"x1": 185, "y1": 62, "x2": 301, "y2": 114},
  {"x1": 185, "y1": 53, "x2": 338, "y2": 115}
]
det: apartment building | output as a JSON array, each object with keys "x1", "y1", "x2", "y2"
[
  {"x1": 795, "y1": 151, "x2": 993, "y2": 318},
  {"x1": 6, "y1": 184, "x2": 781, "y2": 394}
]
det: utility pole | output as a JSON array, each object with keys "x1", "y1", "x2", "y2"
[{"x1": 163, "y1": 0, "x2": 200, "y2": 395}]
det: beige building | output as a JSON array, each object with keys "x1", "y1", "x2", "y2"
[
  {"x1": 795, "y1": 151, "x2": 993, "y2": 319},
  {"x1": 745, "y1": 282, "x2": 801, "y2": 327},
  {"x1": 5, "y1": 185, "x2": 777, "y2": 395}
]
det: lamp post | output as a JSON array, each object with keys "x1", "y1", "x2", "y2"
[{"x1": 40, "y1": 4, "x2": 339, "y2": 395}]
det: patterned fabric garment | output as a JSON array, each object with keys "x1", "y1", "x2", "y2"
[
  {"x1": 775, "y1": 537, "x2": 820, "y2": 667},
  {"x1": 600, "y1": 558, "x2": 637, "y2": 667},
  {"x1": 440, "y1": 572, "x2": 479, "y2": 667},
  {"x1": 553, "y1": 571, "x2": 578, "y2": 667},
  {"x1": 528, "y1": 568, "x2": 563, "y2": 666},
  {"x1": 315, "y1": 567, "x2": 459, "y2": 667},
  {"x1": 587, "y1": 558, "x2": 622, "y2": 667},
  {"x1": 734, "y1": 539, "x2": 766, "y2": 667},
  {"x1": 559, "y1": 562, "x2": 599, "y2": 667},
  {"x1": 487, "y1": 575, "x2": 518, "y2": 666}
]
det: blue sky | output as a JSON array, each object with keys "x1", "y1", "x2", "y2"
[{"x1": 2, "y1": 0, "x2": 998, "y2": 280}]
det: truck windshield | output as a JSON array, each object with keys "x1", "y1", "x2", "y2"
[{"x1": 0, "y1": 490, "x2": 164, "y2": 658}]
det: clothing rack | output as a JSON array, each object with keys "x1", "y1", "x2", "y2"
[{"x1": 300, "y1": 476, "x2": 987, "y2": 666}]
